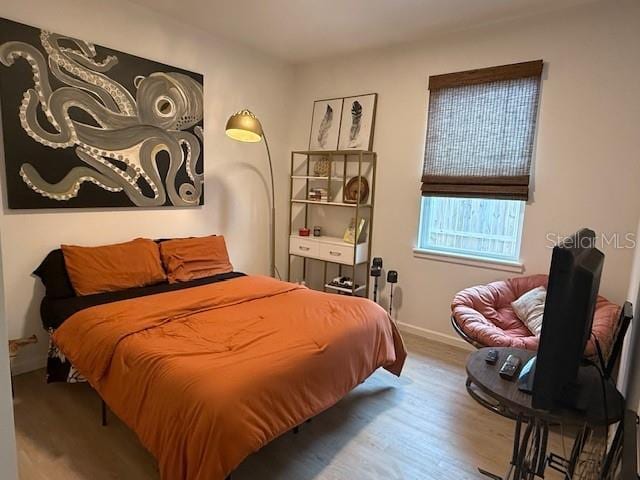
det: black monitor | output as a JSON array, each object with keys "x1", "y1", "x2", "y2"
[{"x1": 517, "y1": 228, "x2": 604, "y2": 411}]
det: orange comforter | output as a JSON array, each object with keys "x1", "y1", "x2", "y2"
[{"x1": 53, "y1": 275, "x2": 406, "y2": 479}]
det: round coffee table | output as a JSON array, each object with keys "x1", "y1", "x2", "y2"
[{"x1": 466, "y1": 347, "x2": 623, "y2": 479}]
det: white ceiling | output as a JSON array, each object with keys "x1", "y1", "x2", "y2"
[{"x1": 131, "y1": 0, "x2": 594, "y2": 63}]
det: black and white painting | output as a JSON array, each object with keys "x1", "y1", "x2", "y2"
[
  {"x1": 338, "y1": 93, "x2": 377, "y2": 151},
  {"x1": 0, "y1": 18, "x2": 204, "y2": 209},
  {"x1": 308, "y1": 97, "x2": 343, "y2": 151}
]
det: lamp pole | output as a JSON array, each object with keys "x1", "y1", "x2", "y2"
[
  {"x1": 224, "y1": 109, "x2": 276, "y2": 278},
  {"x1": 262, "y1": 132, "x2": 276, "y2": 278}
]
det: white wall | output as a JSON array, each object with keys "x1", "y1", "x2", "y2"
[
  {"x1": 619, "y1": 216, "x2": 640, "y2": 411},
  {"x1": 0, "y1": 233, "x2": 17, "y2": 479},
  {"x1": 0, "y1": 0, "x2": 294, "y2": 373},
  {"x1": 287, "y1": 0, "x2": 640, "y2": 345}
]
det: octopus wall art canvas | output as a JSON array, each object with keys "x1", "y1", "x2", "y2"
[{"x1": 0, "y1": 18, "x2": 204, "y2": 209}]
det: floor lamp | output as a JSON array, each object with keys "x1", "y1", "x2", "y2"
[{"x1": 225, "y1": 109, "x2": 276, "y2": 278}]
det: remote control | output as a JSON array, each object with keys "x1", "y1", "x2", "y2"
[
  {"x1": 485, "y1": 349, "x2": 499, "y2": 365},
  {"x1": 499, "y1": 355, "x2": 521, "y2": 380}
]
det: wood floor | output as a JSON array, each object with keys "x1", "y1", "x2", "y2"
[{"x1": 12, "y1": 334, "x2": 566, "y2": 479}]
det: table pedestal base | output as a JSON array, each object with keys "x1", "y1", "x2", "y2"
[
  {"x1": 479, "y1": 414, "x2": 552, "y2": 480},
  {"x1": 478, "y1": 415, "x2": 605, "y2": 480}
]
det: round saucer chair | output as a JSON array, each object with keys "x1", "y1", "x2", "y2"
[
  {"x1": 451, "y1": 274, "x2": 621, "y2": 358},
  {"x1": 452, "y1": 274, "x2": 624, "y2": 417}
]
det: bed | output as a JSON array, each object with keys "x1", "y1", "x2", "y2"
[{"x1": 35, "y1": 239, "x2": 406, "y2": 480}]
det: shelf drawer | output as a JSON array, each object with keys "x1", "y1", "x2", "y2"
[
  {"x1": 318, "y1": 243, "x2": 369, "y2": 265},
  {"x1": 289, "y1": 236, "x2": 319, "y2": 257},
  {"x1": 319, "y1": 243, "x2": 353, "y2": 265},
  {"x1": 289, "y1": 234, "x2": 368, "y2": 265}
]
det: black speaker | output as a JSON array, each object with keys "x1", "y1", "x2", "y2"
[
  {"x1": 370, "y1": 257, "x2": 383, "y2": 277},
  {"x1": 387, "y1": 270, "x2": 398, "y2": 283},
  {"x1": 371, "y1": 257, "x2": 383, "y2": 303},
  {"x1": 387, "y1": 270, "x2": 398, "y2": 317}
]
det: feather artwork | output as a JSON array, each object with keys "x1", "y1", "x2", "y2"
[
  {"x1": 348, "y1": 100, "x2": 363, "y2": 148},
  {"x1": 337, "y1": 94, "x2": 376, "y2": 151},
  {"x1": 316, "y1": 104, "x2": 334, "y2": 148}
]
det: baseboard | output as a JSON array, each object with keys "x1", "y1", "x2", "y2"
[
  {"x1": 11, "y1": 353, "x2": 46, "y2": 376},
  {"x1": 396, "y1": 321, "x2": 474, "y2": 351}
]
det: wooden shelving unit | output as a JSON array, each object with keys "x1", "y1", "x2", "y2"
[{"x1": 287, "y1": 150, "x2": 377, "y2": 297}]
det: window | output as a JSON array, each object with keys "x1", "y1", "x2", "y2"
[
  {"x1": 418, "y1": 196, "x2": 524, "y2": 262},
  {"x1": 417, "y1": 60, "x2": 542, "y2": 263}
]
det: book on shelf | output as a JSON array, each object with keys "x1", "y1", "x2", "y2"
[
  {"x1": 343, "y1": 217, "x2": 367, "y2": 244},
  {"x1": 308, "y1": 187, "x2": 328, "y2": 202}
]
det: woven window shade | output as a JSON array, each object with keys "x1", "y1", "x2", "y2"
[{"x1": 422, "y1": 60, "x2": 543, "y2": 200}]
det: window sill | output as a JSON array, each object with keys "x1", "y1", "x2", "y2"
[{"x1": 412, "y1": 248, "x2": 525, "y2": 273}]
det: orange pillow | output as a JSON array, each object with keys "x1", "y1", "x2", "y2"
[
  {"x1": 62, "y1": 238, "x2": 166, "y2": 296},
  {"x1": 160, "y1": 235, "x2": 233, "y2": 283}
]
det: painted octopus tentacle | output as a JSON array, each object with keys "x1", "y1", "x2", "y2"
[
  {"x1": 78, "y1": 142, "x2": 166, "y2": 207},
  {"x1": 50, "y1": 88, "x2": 138, "y2": 131},
  {"x1": 76, "y1": 148, "x2": 164, "y2": 207},
  {"x1": 171, "y1": 132, "x2": 203, "y2": 205},
  {"x1": 178, "y1": 174, "x2": 202, "y2": 205},
  {"x1": 181, "y1": 138, "x2": 196, "y2": 182},
  {"x1": 192, "y1": 127, "x2": 204, "y2": 177},
  {"x1": 174, "y1": 131, "x2": 202, "y2": 182},
  {"x1": 78, "y1": 146, "x2": 164, "y2": 207},
  {"x1": 59, "y1": 48, "x2": 118, "y2": 72},
  {"x1": 143, "y1": 134, "x2": 193, "y2": 207},
  {"x1": 56, "y1": 61, "x2": 136, "y2": 116},
  {"x1": 138, "y1": 139, "x2": 169, "y2": 205},
  {"x1": 0, "y1": 41, "x2": 53, "y2": 112},
  {"x1": 42, "y1": 31, "x2": 136, "y2": 116},
  {"x1": 21, "y1": 86, "x2": 135, "y2": 149},
  {"x1": 20, "y1": 163, "x2": 122, "y2": 201},
  {"x1": 45, "y1": 34, "x2": 95, "y2": 58},
  {"x1": 49, "y1": 60, "x2": 119, "y2": 112},
  {"x1": 176, "y1": 131, "x2": 203, "y2": 202},
  {"x1": 178, "y1": 146, "x2": 202, "y2": 202},
  {"x1": 157, "y1": 140, "x2": 184, "y2": 206},
  {"x1": 19, "y1": 89, "x2": 75, "y2": 147}
]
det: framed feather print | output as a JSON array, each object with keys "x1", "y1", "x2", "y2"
[
  {"x1": 308, "y1": 97, "x2": 343, "y2": 151},
  {"x1": 338, "y1": 93, "x2": 377, "y2": 151}
]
